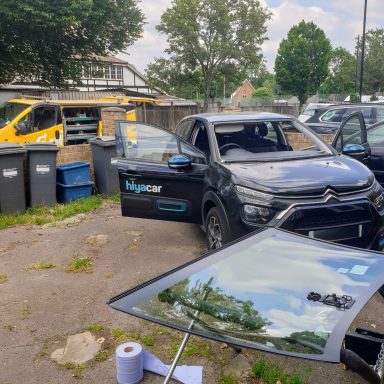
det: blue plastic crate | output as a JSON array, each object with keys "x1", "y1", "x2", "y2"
[
  {"x1": 56, "y1": 162, "x2": 90, "y2": 185},
  {"x1": 56, "y1": 181, "x2": 94, "y2": 203}
]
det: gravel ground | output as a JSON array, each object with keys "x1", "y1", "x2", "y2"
[{"x1": 0, "y1": 201, "x2": 382, "y2": 384}]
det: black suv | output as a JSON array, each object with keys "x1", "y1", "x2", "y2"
[{"x1": 115, "y1": 112, "x2": 384, "y2": 250}]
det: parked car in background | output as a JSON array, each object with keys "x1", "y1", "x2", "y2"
[
  {"x1": 305, "y1": 103, "x2": 384, "y2": 134},
  {"x1": 115, "y1": 112, "x2": 384, "y2": 251},
  {"x1": 298, "y1": 102, "x2": 332, "y2": 122}
]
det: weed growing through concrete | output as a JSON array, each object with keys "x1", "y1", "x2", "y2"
[
  {"x1": 72, "y1": 364, "x2": 86, "y2": 379},
  {"x1": 67, "y1": 255, "x2": 93, "y2": 273},
  {"x1": 95, "y1": 350, "x2": 113, "y2": 362},
  {"x1": 220, "y1": 372, "x2": 237, "y2": 384},
  {"x1": 141, "y1": 334, "x2": 155, "y2": 347},
  {"x1": 251, "y1": 356, "x2": 312, "y2": 384},
  {"x1": 110, "y1": 328, "x2": 140, "y2": 343},
  {"x1": 104, "y1": 273, "x2": 114, "y2": 279},
  {"x1": 64, "y1": 362, "x2": 75, "y2": 369},
  {"x1": 21, "y1": 306, "x2": 31, "y2": 319},
  {"x1": 168, "y1": 335, "x2": 211, "y2": 362},
  {"x1": 0, "y1": 274, "x2": 7, "y2": 283},
  {"x1": 5, "y1": 324, "x2": 15, "y2": 331},
  {"x1": 25, "y1": 261, "x2": 57, "y2": 271},
  {"x1": 86, "y1": 324, "x2": 104, "y2": 333}
]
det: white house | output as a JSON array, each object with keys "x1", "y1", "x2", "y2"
[{"x1": 78, "y1": 56, "x2": 162, "y2": 95}]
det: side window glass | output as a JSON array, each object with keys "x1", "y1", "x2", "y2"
[
  {"x1": 265, "y1": 122, "x2": 278, "y2": 143},
  {"x1": 180, "y1": 142, "x2": 206, "y2": 164},
  {"x1": 117, "y1": 122, "x2": 179, "y2": 162},
  {"x1": 193, "y1": 125, "x2": 210, "y2": 152},
  {"x1": 334, "y1": 115, "x2": 363, "y2": 151},
  {"x1": 177, "y1": 120, "x2": 194, "y2": 141},
  {"x1": 376, "y1": 107, "x2": 384, "y2": 122},
  {"x1": 18, "y1": 112, "x2": 34, "y2": 135},
  {"x1": 321, "y1": 109, "x2": 344, "y2": 122},
  {"x1": 367, "y1": 123, "x2": 384, "y2": 145},
  {"x1": 33, "y1": 106, "x2": 57, "y2": 131}
]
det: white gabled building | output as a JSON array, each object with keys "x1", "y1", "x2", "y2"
[
  {"x1": 79, "y1": 56, "x2": 162, "y2": 95},
  {"x1": 0, "y1": 55, "x2": 163, "y2": 102}
]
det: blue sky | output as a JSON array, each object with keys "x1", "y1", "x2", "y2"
[{"x1": 120, "y1": 0, "x2": 384, "y2": 74}]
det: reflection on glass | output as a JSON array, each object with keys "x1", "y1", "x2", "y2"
[{"x1": 111, "y1": 230, "x2": 384, "y2": 358}]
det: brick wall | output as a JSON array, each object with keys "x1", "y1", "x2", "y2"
[
  {"x1": 57, "y1": 144, "x2": 94, "y2": 178},
  {"x1": 101, "y1": 107, "x2": 126, "y2": 137},
  {"x1": 287, "y1": 133, "x2": 333, "y2": 150}
]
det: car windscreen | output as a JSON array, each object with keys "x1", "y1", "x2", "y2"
[
  {"x1": 0, "y1": 102, "x2": 29, "y2": 128},
  {"x1": 109, "y1": 228, "x2": 384, "y2": 362},
  {"x1": 213, "y1": 120, "x2": 331, "y2": 162}
]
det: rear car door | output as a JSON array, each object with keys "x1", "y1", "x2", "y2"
[
  {"x1": 115, "y1": 121, "x2": 208, "y2": 224},
  {"x1": 331, "y1": 112, "x2": 371, "y2": 163}
]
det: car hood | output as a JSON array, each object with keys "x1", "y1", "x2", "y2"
[
  {"x1": 108, "y1": 228, "x2": 384, "y2": 363},
  {"x1": 222, "y1": 155, "x2": 374, "y2": 195}
]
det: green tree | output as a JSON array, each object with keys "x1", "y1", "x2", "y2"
[
  {"x1": 319, "y1": 47, "x2": 356, "y2": 95},
  {"x1": 252, "y1": 86, "x2": 273, "y2": 105},
  {"x1": 0, "y1": 0, "x2": 145, "y2": 87},
  {"x1": 145, "y1": 58, "x2": 205, "y2": 99},
  {"x1": 157, "y1": 0, "x2": 271, "y2": 111},
  {"x1": 275, "y1": 20, "x2": 332, "y2": 105},
  {"x1": 362, "y1": 28, "x2": 384, "y2": 94}
]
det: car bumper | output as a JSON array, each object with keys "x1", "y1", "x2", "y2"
[{"x1": 231, "y1": 196, "x2": 384, "y2": 251}]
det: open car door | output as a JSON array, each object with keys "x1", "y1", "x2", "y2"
[
  {"x1": 109, "y1": 228, "x2": 384, "y2": 383},
  {"x1": 115, "y1": 121, "x2": 208, "y2": 224},
  {"x1": 332, "y1": 112, "x2": 371, "y2": 163}
]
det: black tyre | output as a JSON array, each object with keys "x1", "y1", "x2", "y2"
[{"x1": 205, "y1": 207, "x2": 231, "y2": 250}]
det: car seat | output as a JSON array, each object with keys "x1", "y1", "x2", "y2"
[{"x1": 246, "y1": 123, "x2": 278, "y2": 153}]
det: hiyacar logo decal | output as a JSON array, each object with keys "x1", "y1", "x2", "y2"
[{"x1": 126, "y1": 180, "x2": 162, "y2": 194}]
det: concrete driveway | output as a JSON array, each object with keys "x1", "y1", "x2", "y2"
[{"x1": 0, "y1": 201, "x2": 382, "y2": 383}]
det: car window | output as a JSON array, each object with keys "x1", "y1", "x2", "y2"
[
  {"x1": 118, "y1": 122, "x2": 179, "y2": 162},
  {"x1": 321, "y1": 108, "x2": 345, "y2": 123},
  {"x1": 176, "y1": 119, "x2": 194, "y2": 141},
  {"x1": 334, "y1": 115, "x2": 364, "y2": 151},
  {"x1": 213, "y1": 120, "x2": 330, "y2": 161},
  {"x1": 367, "y1": 122, "x2": 384, "y2": 146},
  {"x1": 109, "y1": 228, "x2": 384, "y2": 361},
  {"x1": 321, "y1": 107, "x2": 373, "y2": 124},
  {"x1": 376, "y1": 107, "x2": 384, "y2": 123},
  {"x1": 180, "y1": 141, "x2": 206, "y2": 164}
]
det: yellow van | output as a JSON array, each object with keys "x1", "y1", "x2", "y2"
[{"x1": 0, "y1": 96, "x2": 155, "y2": 146}]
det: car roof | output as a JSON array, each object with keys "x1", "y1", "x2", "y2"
[
  {"x1": 184, "y1": 112, "x2": 293, "y2": 124},
  {"x1": 318, "y1": 103, "x2": 384, "y2": 111}
]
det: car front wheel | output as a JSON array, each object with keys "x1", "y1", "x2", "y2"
[{"x1": 205, "y1": 207, "x2": 231, "y2": 250}]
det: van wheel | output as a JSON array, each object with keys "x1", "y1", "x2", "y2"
[{"x1": 206, "y1": 207, "x2": 230, "y2": 250}]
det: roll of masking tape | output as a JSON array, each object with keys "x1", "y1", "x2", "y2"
[{"x1": 116, "y1": 342, "x2": 143, "y2": 384}]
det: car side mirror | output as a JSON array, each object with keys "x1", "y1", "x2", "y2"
[
  {"x1": 15, "y1": 122, "x2": 27, "y2": 135},
  {"x1": 168, "y1": 154, "x2": 192, "y2": 170},
  {"x1": 342, "y1": 143, "x2": 365, "y2": 160}
]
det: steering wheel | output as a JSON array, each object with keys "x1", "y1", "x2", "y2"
[{"x1": 219, "y1": 143, "x2": 241, "y2": 154}]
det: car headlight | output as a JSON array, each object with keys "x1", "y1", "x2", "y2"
[
  {"x1": 236, "y1": 185, "x2": 274, "y2": 201},
  {"x1": 242, "y1": 204, "x2": 275, "y2": 224},
  {"x1": 370, "y1": 181, "x2": 384, "y2": 212}
]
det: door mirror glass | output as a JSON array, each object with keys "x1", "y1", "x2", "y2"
[{"x1": 168, "y1": 154, "x2": 192, "y2": 169}]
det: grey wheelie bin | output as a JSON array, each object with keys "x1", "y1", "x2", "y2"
[
  {"x1": 26, "y1": 143, "x2": 59, "y2": 207},
  {"x1": 0, "y1": 143, "x2": 27, "y2": 214},
  {"x1": 89, "y1": 136, "x2": 119, "y2": 195}
]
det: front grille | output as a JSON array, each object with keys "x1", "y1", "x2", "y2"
[{"x1": 283, "y1": 203, "x2": 373, "y2": 231}]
